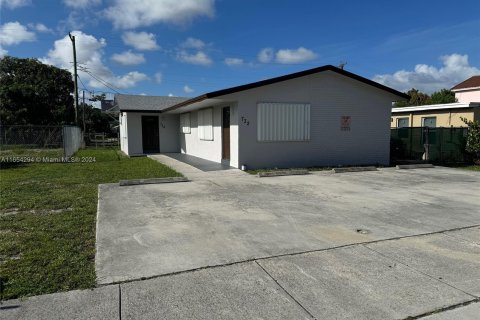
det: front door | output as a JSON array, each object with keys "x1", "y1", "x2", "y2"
[
  {"x1": 222, "y1": 107, "x2": 230, "y2": 160},
  {"x1": 142, "y1": 116, "x2": 160, "y2": 153}
]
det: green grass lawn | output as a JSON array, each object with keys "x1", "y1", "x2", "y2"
[{"x1": 0, "y1": 148, "x2": 181, "y2": 300}]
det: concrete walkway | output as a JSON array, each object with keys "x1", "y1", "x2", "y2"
[
  {"x1": 148, "y1": 153, "x2": 246, "y2": 180},
  {"x1": 2, "y1": 227, "x2": 479, "y2": 319}
]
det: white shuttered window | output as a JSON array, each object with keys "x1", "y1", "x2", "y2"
[
  {"x1": 257, "y1": 103, "x2": 310, "y2": 141},
  {"x1": 198, "y1": 108, "x2": 213, "y2": 141},
  {"x1": 180, "y1": 113, "x2": 191, "y2": 133}
]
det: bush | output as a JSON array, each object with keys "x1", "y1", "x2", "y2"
[{"x1": 461, "y1": 117, "x2": 480, "y2": 164}]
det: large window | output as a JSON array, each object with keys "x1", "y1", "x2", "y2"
[
  {"x1": 257, "y1": 103, "x2": 310, "y2": 142},
  {"x1": 198, "y1": 108, "x2": 213, "y2": 141},
  {"x1": 422, "y1": 117, "x2": 436, "y2": 128},
  {"x1": 180, "y1": 113, "x2": 191, "y2": 134},
  {"x1": 397, "y1": 117, "x2": 409, "y2": 128}
]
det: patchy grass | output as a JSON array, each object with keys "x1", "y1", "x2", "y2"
[
  {"x1": 0, "y1": 148, "x2": 181, "y2": 300},
  {"x1": 459, "y1": 165, "x2": 480, "y2": 171},
  {"x1": 0, "y1": 148, "x2": 64, "y2": 158}
]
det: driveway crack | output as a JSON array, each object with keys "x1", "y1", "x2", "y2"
[
  {"x1": 118, "y1": 284, "x2": 122, "y2": 320},
  {"x1": 255, "y1": 260, "x2": 316, "y2": 320},
  {"x1": 362, "y1": 244, "x2": 478, "y2": 299}
]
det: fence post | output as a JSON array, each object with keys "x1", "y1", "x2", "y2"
[
  {"x1": 425, "y1": 127, "x2": 430, "y2": 162},
  {"x1": 439, "y1": 128, "x2": 443, "y2": 163},
  {"x1": 62, "y1": 126, "x2": 66, "y2": 158}
]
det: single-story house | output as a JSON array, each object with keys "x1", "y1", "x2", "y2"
[
  {"x1": 391, "y1": 75, "x2": 480, "y2": 128},
  {"x1": 117, "y1": 65, "x2": 408, "y2": 169}
]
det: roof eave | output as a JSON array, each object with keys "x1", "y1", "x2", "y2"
[{"x1": 162, "y1": 65, "x2": 410, "y2": 112}]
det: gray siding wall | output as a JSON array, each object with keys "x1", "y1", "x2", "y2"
[
  {"x1": 125, "y1": 112, "x2": 180, "y2": 155},
  {"x1": 229, "y1": 71, "x2": 396, "y2": 169}
]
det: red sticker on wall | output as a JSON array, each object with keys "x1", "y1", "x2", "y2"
[{"x1": 341, "y1": 116, "x2": 351, "y2": 131}]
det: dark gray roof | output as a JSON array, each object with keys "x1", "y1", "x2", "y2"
[{"x1": 115, "y1": 94, "x2": 190, "y2": 112}]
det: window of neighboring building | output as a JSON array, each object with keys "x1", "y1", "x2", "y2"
[
  {"x1": 198, "y1": 108, "x2": 213, "y2": 141},
  {"x1": 180, "y1": 113, "x2": 191, "y2": 134},
  {"x1": 422, "y1": 117, "x2": 437, "y2": 144},
  {"x1": 397, "y1": 117, "x2": 409, "y2": 128},
  {"x1": 422, "y1": 117, "x2": 437, "y2": 128},
  {"x1": 257, "y1": 103, "x2": 311, "y2": 141}
]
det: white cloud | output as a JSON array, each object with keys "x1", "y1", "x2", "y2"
[
  {"x1": 154, "y1": 72, "x2": 163, "y2": 84},
  {"x1": 181, "y1": 37, "x2": 205, "y2": 49},
  {"x1": 122, "y1": 31, "x2": 159, "y2": 51},
  {"x1": 373, "y1": 54, "x2": 480, "y2": 93},
  {"x1": 0, "y1": 21, "x2": 36, "y2": 46},
  {"x1": 111, "y1": 50, "x2": 145, "y2": 66},
  {"x1": 183, "y1": 85, "x2": 194, "y2": 93},
  {"x1": 224, "y1": 57, "x2": 243, "y2": 66},
  {"x1": 28, "y1": 23, "x2": 53, "y2": 33},
  {"x1": 104, "y1": 0, "x2": 215, "y2": 29},
  {"x1": 0, "y1": 0, "x2": 31, "y2": 9},
  {"x1": 113, "y1": 71, "x2": 149, "y2": 88},
  {"x1": 275, "y1": 47, "x2": 317, "y2": 64},
  {"x1": 41, "y1": 31, "x2": 148, "y2": 90},
  {"x1": 168, "y1": 93, "x2": 174, "y2": 97},
  {"x1": 258, "y1": 48, "x2": 273, "y2": 63},
  {"x1": 0, "y1": 47, "x2": 8, "y2": 57},
  {"x1": 63, "y1": 0, "x2": 101, "y2": 9},
  {"x1": 177, "y1": 50, "x2": 212, "y2": 66}
]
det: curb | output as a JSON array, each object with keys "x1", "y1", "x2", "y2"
[
  {"x1": 119, "y1": 176, "x2": 188, "y2": 186},
  {"x1": 257, "y1": 169, "x2": 309, "y2": 177},
  {"x1": 396, "y1": 164, "x2": 434, "y2": 169},
  {"x1": 332, "y1": 166, "x2": 378, "y2": 173}
]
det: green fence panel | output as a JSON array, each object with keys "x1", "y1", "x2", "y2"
[{"x1": 391, "y1": 127, "x2": 468, "y2": 164}]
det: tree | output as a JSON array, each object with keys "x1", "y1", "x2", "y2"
[
  {"x1": 0, "y1": 56, "x2": 74, "y2": 125},
  {"x1": 394, "y1": 88, "x2": 431, "y2": 107},
  {"x1": 393, "y1": 88, "x2": 457, "y2": 107},
  {"x1": 461, "y1": 117, "x2": 480, "y2": 164},
  {"x1": 430, "y1": 89, "x2": 456, "y2": 104},
  {"x1": 78, "y1": 103, "x2": 112, "y2": 134}
]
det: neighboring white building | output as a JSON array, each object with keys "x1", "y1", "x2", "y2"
[
  {"x1": 452, "y1": 75, "x2": 480, "y2": 103},
  {"x1": 117, "y1": 65, "x2": 408, "y2": 169}
]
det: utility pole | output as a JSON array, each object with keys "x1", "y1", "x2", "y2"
[
  {"x1": 82, "y1": 90, "x2": 86, "y2": 133},
  {"x1": 69, "y1": 32, "x2": 79, "y2": 125}
]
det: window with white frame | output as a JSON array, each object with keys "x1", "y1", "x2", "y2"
[
  {"x1": 180, "y1": 113, "x2": 191, "y2": 134},
  {"x1": 198, "y1": 108, "x2": 213, "y2": 141},
  {"x1": 397, "y1": 117, "x2": 409, "y2": 128},
  {"x1": 422, "y1": 117, "x2": 436, "y2": 128},
  {"x1": 257, "y1": 103, "x2": 310, "y2": 141}
]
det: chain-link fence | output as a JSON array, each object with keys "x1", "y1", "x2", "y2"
[
  {"x1": 84, "y1": 132, "x2": 119, "y2": 147},
  {"x1": 0, "y1": 125, "x2": 83, "y2": 160},
  {"x1": 391, "y1": 127, "x2": 469, "y2": 164}
]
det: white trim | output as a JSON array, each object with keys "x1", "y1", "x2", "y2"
[
  {"x1": 452, "y1": 86, "x2": 480, "y2": 92},
  {"x1": 392, "y1": 102, "x2": 479, "y2": 113}
]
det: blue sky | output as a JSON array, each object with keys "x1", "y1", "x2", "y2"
[{"x1": 1, "y1": 0, "x2": 479, "y2": 100}]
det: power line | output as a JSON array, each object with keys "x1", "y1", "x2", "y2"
[{"x1": 79, "y1": 68, "x2": 125, "y2": 94}]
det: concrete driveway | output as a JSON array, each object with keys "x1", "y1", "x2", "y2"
[
  {"x1": 91, "y1": 165, "x2": 480, "y2": 319},
  {"x1": 96, "y1": 166, "x2": 479, "y2": 284}
]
